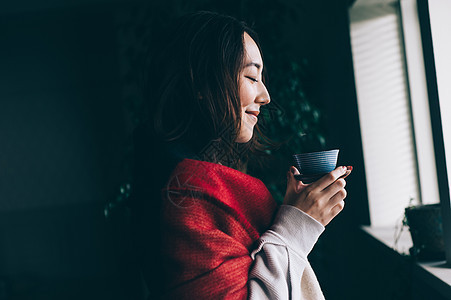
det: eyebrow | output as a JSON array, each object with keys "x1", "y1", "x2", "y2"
[{"x1": 244, "y1": 62, "x2": 262, "y2": 69}]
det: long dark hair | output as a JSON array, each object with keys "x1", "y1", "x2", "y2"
[{"x1": 144, "y1": 11, "x2": 270, "y2": 170}]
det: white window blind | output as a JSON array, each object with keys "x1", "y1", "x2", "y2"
[{"x1": 349, "y1": 1, "x2": 420, "y2": 227}]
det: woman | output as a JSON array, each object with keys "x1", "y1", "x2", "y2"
[{"x1": 131, "y1": 11, "x2": 351, "y2": 299}]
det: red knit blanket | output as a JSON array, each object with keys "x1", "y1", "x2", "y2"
[{"x1": 160, "y1": 158, "x2": 277, "y2": 299}]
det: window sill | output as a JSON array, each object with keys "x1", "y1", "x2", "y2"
[{"x1": 361, "y1": 226, "x2": 451, "y2": 299}]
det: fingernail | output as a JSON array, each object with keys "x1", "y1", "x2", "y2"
[{"x1": 347, "y1": 166, "x2": 353, "y2": 171}]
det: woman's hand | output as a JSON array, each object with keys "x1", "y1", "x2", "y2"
[{"x1": 284, "y1": 166, "x2": 352, "y2": 226}]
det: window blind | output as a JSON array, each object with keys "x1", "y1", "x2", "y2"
[{"x1": 349, "y1": 2, "x2": 420, "y2": 227}]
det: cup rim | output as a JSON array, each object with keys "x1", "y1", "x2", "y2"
[{"x1": 293, "y1": 149, "x2": 339, "y2": 156}]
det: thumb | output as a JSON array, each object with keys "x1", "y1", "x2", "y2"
[
  {"x1": 287, "y1": 166, "x2": 301, "y2": 189},
  {"x1": 290, "y1": 166, "x2": 300, "y2": 175},
  {"x1": 289, "y1": 166, "x2": 306, "y2": 193},
  {"x1": 287, "y1": 170, "x2": 293, "y2": 187}
]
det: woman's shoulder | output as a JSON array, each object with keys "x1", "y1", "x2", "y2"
[
  {"x1": 166, "y1": 158, "x2": 267, "y2": 196},
  {"x1": 163, "y1": 158, "x2": 277, "y2": 231}
]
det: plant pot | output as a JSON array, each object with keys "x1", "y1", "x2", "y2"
[{"x1": 404, "y1": 203, "x2": 445, "y2": 261}]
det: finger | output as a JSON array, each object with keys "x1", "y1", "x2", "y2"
[
  {"x1": 328, "y1": 187, "x2": 347, "y2": 207},
  {"x1": 287, "y1": 167, "x2": 307, "y2": 193},
  {"x1": 323, "y1": 178, "x2": 346, "y2": 199},
  {"x1": 290, "y1": 166, "x2": 300, "y2": 175},
  {"x1": 330, "y1": 200, "x2": 345, "y2": 218},
  {"x1": 339, "y1": 167, "x2": 353, "y2": 180},
  {"x1": 289, "y1": 166, "x2": 305, "y2": 188},
  {"x1": 313, "y1": 166, "x2": 348, "y2": 190},
  {"x1": 286, "y1": 169, "x2": 296, "y2": 189},
  {"x1": 286, "y1": 171, "x2": 291, "y2": 187}
]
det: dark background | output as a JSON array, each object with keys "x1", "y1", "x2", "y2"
[{"x1": 0, "y1": 0, "x2": 400, "y2": 299}]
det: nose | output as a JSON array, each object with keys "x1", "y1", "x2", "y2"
[{"x1": 256, "y1": 81, "x2": 271, "y2": 105}]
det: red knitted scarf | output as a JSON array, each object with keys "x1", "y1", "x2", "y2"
[{"x1": 160, "y1": 158, "x2": 277, "y2": 299}]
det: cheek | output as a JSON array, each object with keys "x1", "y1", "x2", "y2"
[{"x1": 239, "y1": 84, "x2": 254, "y2": 107}]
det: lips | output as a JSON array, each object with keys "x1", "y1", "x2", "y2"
[{"x1": 245, "y1": 111, "x2": 260, "y2": 117}]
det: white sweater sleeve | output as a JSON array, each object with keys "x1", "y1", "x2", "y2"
[{"x1": 248, "y1": 205, "x2": 325, "y2": 300}]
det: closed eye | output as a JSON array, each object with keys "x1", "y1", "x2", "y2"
[{"x1": 245, "y1": 76, "x2": 258, "y2": 83}]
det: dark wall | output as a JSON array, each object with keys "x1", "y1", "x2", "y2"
[
  {"x1": 0, "y1": 3, "x2": 140, "y2": 299},
  {"x1": 0, "y1": 4, "x2": 128, "y2": 212},
  {"x1": 287, "y1": 2, "x2": 371, "y2": 300}
]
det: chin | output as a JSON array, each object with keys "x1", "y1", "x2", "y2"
[{"x1": 236, "y1": 130, "x2": 253, "y2": 143}]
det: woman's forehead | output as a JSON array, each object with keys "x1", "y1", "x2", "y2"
[{"x1": 243, "y1": 32, "x2": 263, "y2": 68}]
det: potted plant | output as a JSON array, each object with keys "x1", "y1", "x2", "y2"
[{"x1": 404, "y1": 203, "x2": 445, "y2": 261}]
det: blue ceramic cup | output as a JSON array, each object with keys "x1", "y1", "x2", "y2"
[{"x1": 292, "y1": 149, "x2": 339, "y2": 183}]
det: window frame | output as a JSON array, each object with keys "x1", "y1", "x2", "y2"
[
  {"x1": 349, "y1": 0, "x2": 451, "y2": 264},
  {"x1": 416, "y1": 0, "x2": 451, "y2": 265}
]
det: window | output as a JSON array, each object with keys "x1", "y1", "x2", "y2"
[
  {"x1": 349, "y1": 0, "x2": 428, "y2": 227},
  {"x1": 420, "y1": 0, "x2": 451, "y2": 265},
  {"x1": 349, "y1": 0, "x2": 451, "y2": 264}
]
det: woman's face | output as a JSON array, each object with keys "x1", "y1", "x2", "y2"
[{"x1": 236, "y1": 32, "x2": 270, "y2": 143}]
